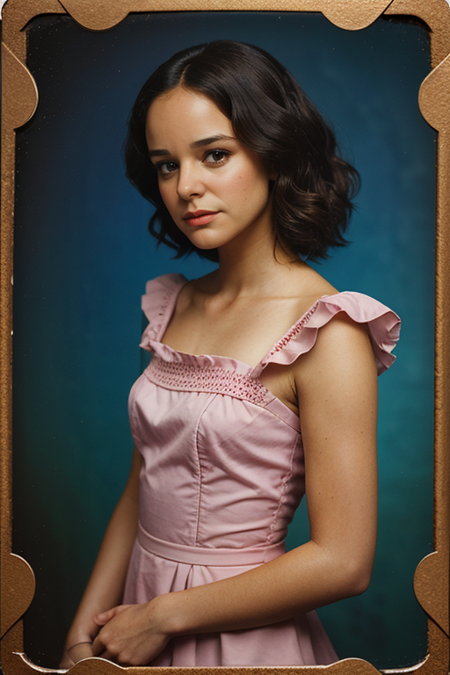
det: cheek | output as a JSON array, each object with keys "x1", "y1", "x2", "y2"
[
  {"x1": 220, "y1": 169, "x2": 255, "y2": 200},
  {"x1": 237, "y1": 171, "x2": 270, "y2": 207}
]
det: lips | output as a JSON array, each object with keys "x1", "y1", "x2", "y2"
[{"x1": 182, "y1": 210, "x2": 219, "y2": 227}]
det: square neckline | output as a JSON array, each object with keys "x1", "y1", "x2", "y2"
[
  {"x1": 141, "y1": 273, "x2": 401, "y2": 429},
  {"x1": 156, "y1": 274, "x2": 336, "y2": 374}
]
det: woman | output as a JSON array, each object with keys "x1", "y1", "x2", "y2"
[{"x1": 61, "y1": 40, "x2": 400, "y2": 668}]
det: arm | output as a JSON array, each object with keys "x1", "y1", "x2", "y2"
[
  {"x1": 61, "y1": 447, "x2": 141, "y2": 666},
  {"x1": 92, "y1": 315, "x2": 378, "y2": 665}
]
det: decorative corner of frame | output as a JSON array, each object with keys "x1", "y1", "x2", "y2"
[
  {"x1": 321, "y1": 0, "x2": 394, "y2": 31},
  {"x1": 413, "y1": 551, "x2": 449, "y2": 637},
  {"x1": 1, "y1": 553, "x2": 36, "y2": 639},
  {"x1": 57, "y1": 0, "x2": 131, "y2": 31}
]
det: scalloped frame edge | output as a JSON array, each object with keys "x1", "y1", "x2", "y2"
[{"x1": 1, "y1": 0, "x2": 449, "y2": 673}]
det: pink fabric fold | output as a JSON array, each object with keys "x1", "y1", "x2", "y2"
[
  {"x1": 254, "y1": 291, "x2": 401, "y2": 378},
  {"x1": 140, "y1": 273, "x2": 188, "y2": 347}
]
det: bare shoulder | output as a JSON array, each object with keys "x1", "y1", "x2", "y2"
[
  {"x1": 295, "y1": 311, "x2": 378, "y2": 391},
  {"x1": 285, "y1": 263, "x2": 338, "y2": 307}
]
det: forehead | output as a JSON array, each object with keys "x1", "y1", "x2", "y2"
[{"x1": 145, "y1": 87, "x2": 233, "y2": 145}]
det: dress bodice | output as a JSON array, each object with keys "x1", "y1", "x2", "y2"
[{"x1": 128, "y1": 274, "x2": 401, "y2": 550}]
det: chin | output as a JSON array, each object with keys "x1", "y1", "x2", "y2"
[{"x1": 184, "y1": 230, "x2": 227, "y2": 251}]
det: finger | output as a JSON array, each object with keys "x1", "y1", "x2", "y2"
[
  {"x1": 91, "y1": 636, "x2": 105, "y2": 657},
  {"x1": 91, "y1": 642, "x2": 119, "y2": 664},
  {"x1": 88, "y1": 648, "x2": 113, "y2": 662},
  {"x1": 99, "y1": 650, "x2": 118, "y2": 663},
  {"x1": 94, "y1": 604, "x2": 131, "y2": 625},
  {"x1": 67, "y1": 643, "x2": 94, "y2": 664},
  {"x1": 94, "y1": 609, "x2": 117, "y2": 625}
]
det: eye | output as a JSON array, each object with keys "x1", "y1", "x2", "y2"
[
  {"x1": 155, "y1": 161, "x2": 178, "y2": 176},
  {"x1": 204, "y1": 149, "x2": 230, "y2": 165}
]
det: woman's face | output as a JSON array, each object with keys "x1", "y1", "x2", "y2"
[{"x1": 145, "y1": 86, "x2": 274, "y2": 253}]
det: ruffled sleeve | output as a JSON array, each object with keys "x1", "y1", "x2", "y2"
[
  {"x1": 253, "y1": 291, "x2": 401, "y2": 378},
  {"x1": 139, "y1": 274, "x2": 187, "y2": 351}
]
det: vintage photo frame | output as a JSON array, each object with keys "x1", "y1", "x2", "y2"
[{"x1": 1, "y1": 0, "x2": 449, "y2": 673}]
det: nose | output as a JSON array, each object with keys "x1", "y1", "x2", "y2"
[{"x1": 176, "y1": 162, "x2": 206, "y2": 200}]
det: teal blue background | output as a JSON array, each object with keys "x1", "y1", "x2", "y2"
[{"x1": 12, "y1": 12, "x2": 435, "y2": 670}]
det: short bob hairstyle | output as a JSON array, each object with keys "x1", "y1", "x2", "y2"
[{"x1": 124, "y1": 40, "x2": 359, "y2": 262}]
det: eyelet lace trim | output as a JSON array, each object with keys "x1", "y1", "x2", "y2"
[{"x1": 146, "y1": 357, "x2": 268, "y2": 405}]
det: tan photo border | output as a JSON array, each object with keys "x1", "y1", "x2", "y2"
[{"x1": 1, "y1": 0, "x2": 449, "y2": 673}]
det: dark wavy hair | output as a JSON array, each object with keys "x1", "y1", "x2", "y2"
[{"x1": 124, "y1": 40, "x2": 359, "y2": 262}]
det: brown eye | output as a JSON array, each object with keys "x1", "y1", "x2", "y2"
[
  {"x1": 157, "y1": 161, "x2": 178, "y2": 175},
  {"x1": 204, "y1": 149, "x2": 230, "y2": 164}
]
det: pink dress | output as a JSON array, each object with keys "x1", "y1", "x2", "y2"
[{"x1": 124, "y1": 273, "x2": 401, "y2": 667}]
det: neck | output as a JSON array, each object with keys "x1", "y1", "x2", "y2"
[{"x1": 213, "y1": 227, "x2": 302, "y2": 298}]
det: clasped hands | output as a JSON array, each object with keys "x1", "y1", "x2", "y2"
[{"x1": 63, "y1": 596, "x2": 173, "y2": 668}]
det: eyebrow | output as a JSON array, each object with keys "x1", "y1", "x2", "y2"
[
  {"x1": 191, "y1": 134, "x2": 235, "y2": 148},
  {"x1": 148, "y1": 134, "x2": 235, "y2": 158}
]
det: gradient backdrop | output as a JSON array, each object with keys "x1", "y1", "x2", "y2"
[{"x1": 12, "y1": 11, "x2": 435, "y2": 670}]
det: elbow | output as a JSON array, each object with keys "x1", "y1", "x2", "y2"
[
  {"x1": 346, "y1": 570, "x2": 372, "y2": 597},
  {"x1": 339, "y1": 558, "x2": 373, "y2": 598},
  {"x1": 308, "y1": 539, "x2": 375, "y2": 600}
]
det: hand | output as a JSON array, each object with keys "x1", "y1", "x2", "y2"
[
  {"x1": 91, "y1": 599, "x2": 172, "y2": 666},
  {"x1": 60, "y1": 642, "x2": 94, "y2": 668},
  {"x1": 60, "y1": 615, "x2": 102, "y2": 668}
]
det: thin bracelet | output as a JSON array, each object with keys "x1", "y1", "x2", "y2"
[{"x1": 66, "y1": 642, "x2": 92, "y2": 653}]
